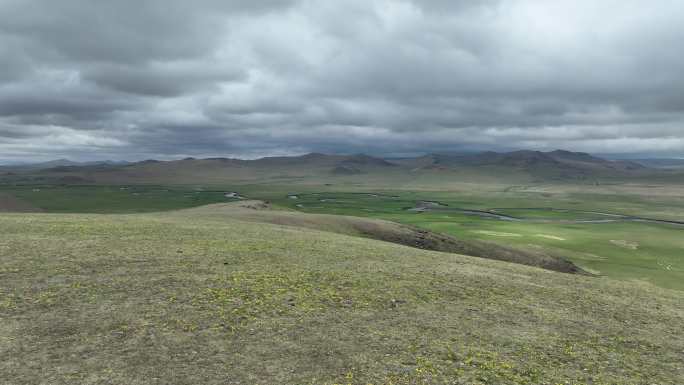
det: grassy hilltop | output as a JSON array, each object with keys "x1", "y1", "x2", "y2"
[{"x1": 1, "y1": 202, "x2": 683, "y2": 384}]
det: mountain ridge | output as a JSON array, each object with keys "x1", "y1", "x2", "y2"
[{"x1": 1, "y1": 149, "x2": 668, "y2": 184}]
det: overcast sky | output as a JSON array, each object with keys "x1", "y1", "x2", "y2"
[{"x1": 1, "y1": 0, "x2": 683, "y2": 161}]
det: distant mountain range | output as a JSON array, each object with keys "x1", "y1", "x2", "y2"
[
  {"x1": 394, "y1": 150, "x2": 646, "y2": 176},
  {"x1": 0, "y1": 159, "x2": 130, "y2": 171},
  {"x1": 631, "y1": 158, "x2": 684, "y2": 169},
  {"x1": 3, "y1": 150, "x2": 680, "y2": 184}
]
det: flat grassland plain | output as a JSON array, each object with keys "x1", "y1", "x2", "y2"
[{"x1": 1, "y1": 178, "x2": 683, "y2": 384}]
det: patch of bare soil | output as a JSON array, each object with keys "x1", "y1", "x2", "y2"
[
  {"x1": 361, "y1": 223, "x2": 586, "y2": 275},
  {"x1": 610, "y1": 239, "x2": 639, "y2": 250},
  {"x1": 234, "y1": 200, "x2": 272, "y2": 210}
]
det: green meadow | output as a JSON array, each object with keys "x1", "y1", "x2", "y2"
[
  {"x1": 261, "y1": 189, "x2": 684, "y2": 291},
  {"x1": 2, "y1": 182, "x2": 683, "y2": 290},
  {"x1": 2, "y1": 185, "x2": 233, "y2": 213}
]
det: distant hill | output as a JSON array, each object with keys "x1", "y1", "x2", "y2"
[
  {"x1": 0, "y1": 159, "x2": 130, "y2": 172},
  {"x1": 396, "y1": 150, "x2": 649, "y2": 180},
  {"x1": 22, "y1": 153, "x2": 398, "y2": 184},
  {"x1": 5, "y1": 150, "x2": 672, "y2": 185},
  {"x1": 546, "y1": 150, "x2": 645, "y2": 171},
  {"x1": 0, "y1": 159, "x2": 79, "y2": 171},
  {"x1": 30, "y1": 158, "x2": 82, "y2": 168},
  {"x1": 337, "y1": 154, "x2": 395, "y2": 167},
  {"x1": 632, "y1": 158, "x2": 684, "y2": 169}
]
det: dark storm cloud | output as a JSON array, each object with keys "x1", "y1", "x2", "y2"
[
  {"x1": 1, "y1": 0, "x2": 683, "y2": 161},
  {"x1": 81, "y1": 62, "x2": 246, "y2": 97}
]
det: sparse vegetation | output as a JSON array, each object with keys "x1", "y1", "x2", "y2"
[{"x1": 1, "y1": 208, "x2": 682, "y2": 384}]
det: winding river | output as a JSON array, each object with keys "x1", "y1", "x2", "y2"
[{"x1": 407, "y1": 203, "x2": 684, "y2": 227}]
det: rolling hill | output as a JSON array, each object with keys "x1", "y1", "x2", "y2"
[
  {"x1": 175, "y1": 201, "x2": 584, "y2": 274},
  {"x1": 633, "y1": 158, "x2": 684, "y2": 169},
  {"x1": 0, "y1": 159, "x2": 129, "y2": 172},
  {"x1": 1, "y1": 204, "x2": 682, "y2": 384},
  {"x1": 29, "y1": 153, "x2": 398, "y2": 184},
  {"x1": 396, "y1": 150, "x2": 647, "y2": 180},
  {"x1": 1, "y1": 150, "x2": 678, "y2": 186}
]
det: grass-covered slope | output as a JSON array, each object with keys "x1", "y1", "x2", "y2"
[
  {"x1": 179, "y1": 201, "x2": 584, "y2": 274},
  {"x1": 0, "y1": 209, "x2": 682, "y2": 384}
]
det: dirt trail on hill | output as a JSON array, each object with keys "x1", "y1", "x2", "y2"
[{"x1": 0, "y1": 193, "x2": 43, "y2": 212}]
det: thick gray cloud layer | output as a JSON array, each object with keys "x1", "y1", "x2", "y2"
[{"x1": 1, "y1": 0, "x2": 683, "y2": 161}]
